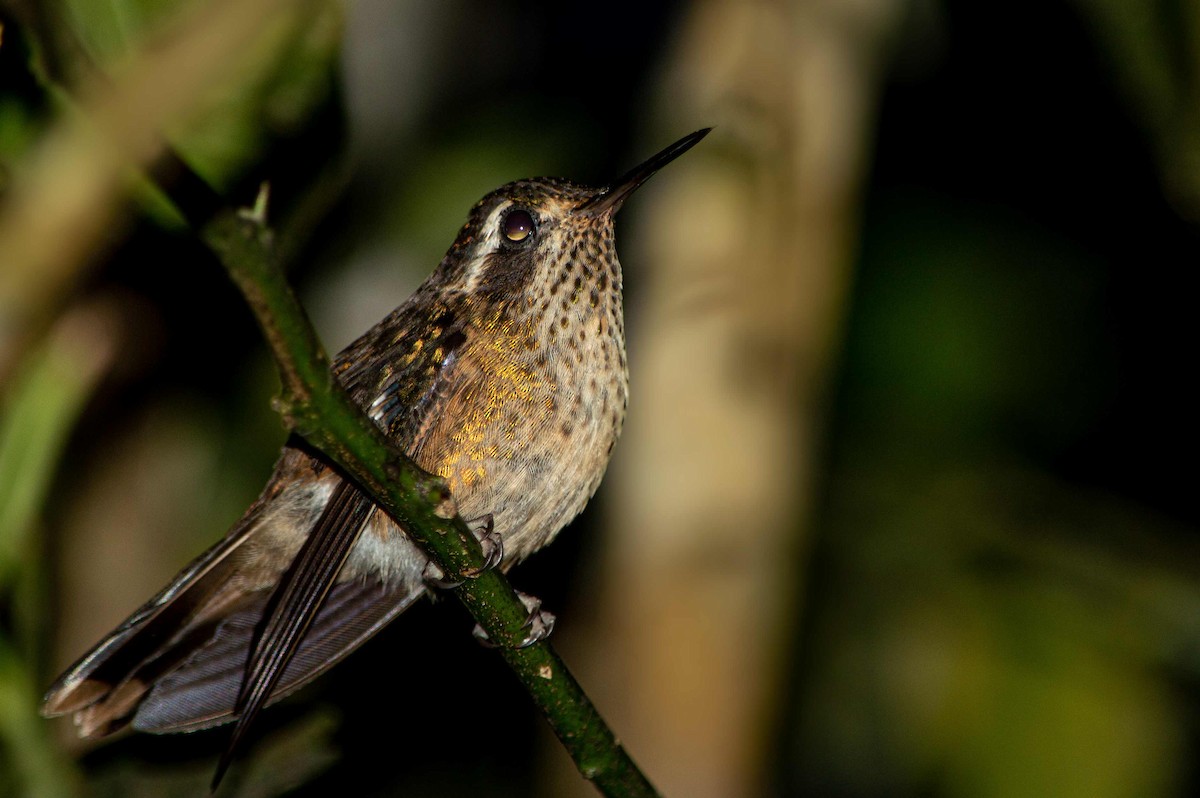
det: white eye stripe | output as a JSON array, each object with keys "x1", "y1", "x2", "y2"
[{"x1": 462, "y1": 201, "x2": 514, "y2": 290}]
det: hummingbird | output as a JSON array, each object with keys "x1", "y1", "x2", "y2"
[{"x1": 41, "y1": 128, "x2": 710, "y2": 784}]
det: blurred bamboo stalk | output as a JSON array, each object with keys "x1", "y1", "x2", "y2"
[
  {"x1": 555, "y1": 2, "x2": 902, "y2": 796},
  {"x1": 0, "y1": 0, "x2": 309, "y2": 383}
]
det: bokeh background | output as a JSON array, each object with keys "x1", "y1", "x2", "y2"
[{"x1": 1, "y1": 0, "x2": 1197, "y2": 796}]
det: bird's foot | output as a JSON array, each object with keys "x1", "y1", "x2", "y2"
[
  {"x1": 473, "y1": 591, "x2": 556, "y2": 649},
  {"x1": 461, "y1": 514, "x2": 502, "y2": 578},
  {"x1": 422, "y1": 560, "x2": 461, "y2": 590},
  {"x1": 422, "y1": 514, "x2": 500, "y2": 589}
]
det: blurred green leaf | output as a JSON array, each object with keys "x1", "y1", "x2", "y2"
[
  {"x1": 1075, "y1": 0, "x2": 1200, "y2": 216},
  {"x1": 0, "y1": 639, "x2": 81, "y2": 798},
  {"x1": 0, "y1": 311, "x2": 113, "y2": 798},
  {"x1": 170, "y1": 1, "x2": 344, "y2": 192},
  {"x1": 0, "y1": 317, "x2": 110, "y2": 585}
]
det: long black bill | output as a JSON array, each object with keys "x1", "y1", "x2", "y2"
[{"x1": 579, "y1": 128, "x2": 712, "y2": 216}]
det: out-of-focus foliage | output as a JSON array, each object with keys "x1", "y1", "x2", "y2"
[
  {"x1": 0, "y1": 17, "x2": 48, "y2": 193},
  {"x1": 0, "y1": 0, "x2": 344, "y2": 795},
  {"x1": 0, "y1": 310, "x2": 113, "y2": 796},
  {"x1": 1073, "y1": 0, "x2": 1200, "y2": 217},
  {"x1": 56, "y1": 0, "x2": 343, "y2": 192},
  {"x1": 777, "y1": 3, "x2": 1200, "y2": 794}
]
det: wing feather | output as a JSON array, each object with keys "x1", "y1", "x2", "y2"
[
  {"x1": 212, "y1": 480, "x2": 371, "y2": 786},
  {"x1": 43, "y1": 289, "x2": 471, "y2": 744}
]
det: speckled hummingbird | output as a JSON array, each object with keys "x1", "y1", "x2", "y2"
[{"x1": 42, "y1": 128, "x2": 710, "y2": 785}]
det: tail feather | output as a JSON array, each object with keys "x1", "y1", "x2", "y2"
[
  {"x1": 41, "y1": 510, "x2": 266, "y2": 735},
  {"x1": 134, "y1": 578, "x2": 421, "y2": 734},
  {"x1": 42, "y1": 508, "x2": 425, "y2": 738}
]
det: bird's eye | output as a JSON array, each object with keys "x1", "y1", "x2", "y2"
[{"x1": 502, "y1": 209, "x2": 535, "y2": 243}]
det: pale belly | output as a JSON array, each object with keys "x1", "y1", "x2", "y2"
[{"x1": 342, "y1": 343, "x2": 628, "y2": 585}]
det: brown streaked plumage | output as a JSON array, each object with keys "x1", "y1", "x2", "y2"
[{"x1": 41, "y1": 129, "x2": 710, "y2": 784}]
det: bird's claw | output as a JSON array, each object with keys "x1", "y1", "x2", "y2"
[
  {"x1": 422, "y1": 515, "x2": 501, "y2": 590},
  {"x1": 461, "y1": 514, "x2": 502, "y2": 578},
  {"x1": 422, "y1": 560, "x2": 463, "y2": 590},
  {"x1": 518, "y1": 601, "x2": 556, "y2": 647},
  {"x1": 473, "y1": 591, "x2": 556, "y2": 649}
]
